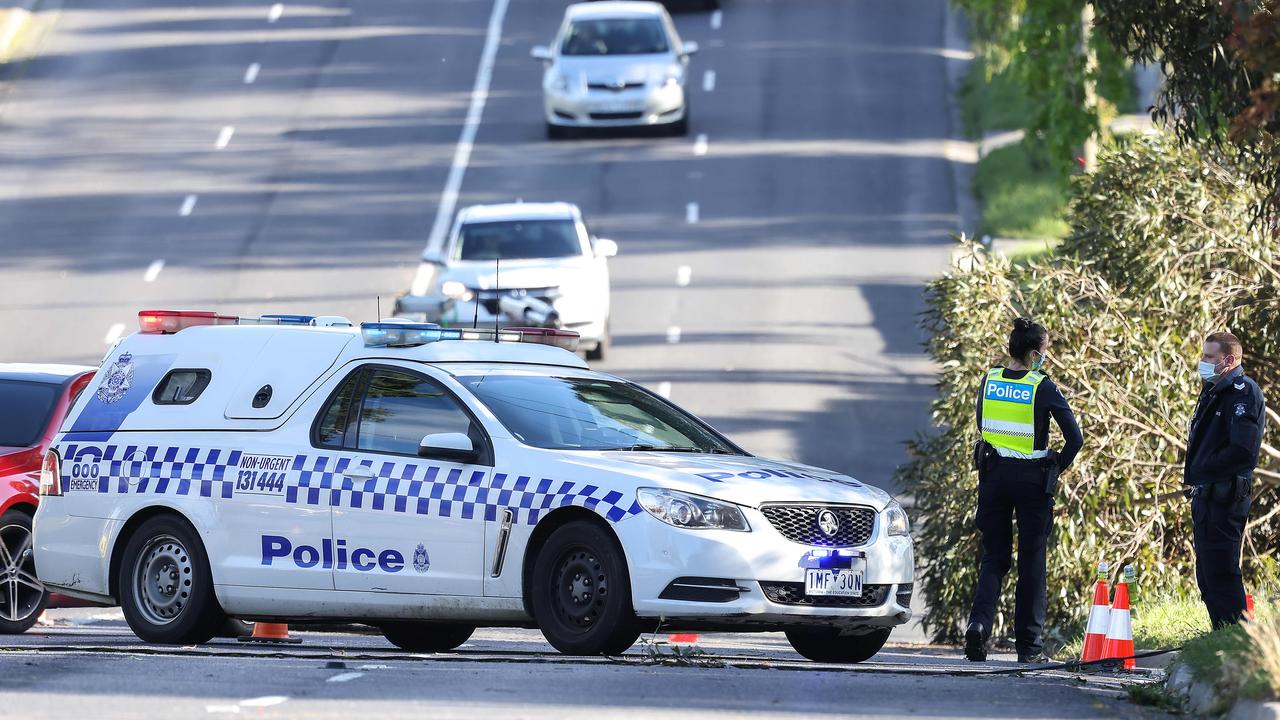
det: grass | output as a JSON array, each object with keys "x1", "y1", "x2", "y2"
[
  {"x1": 1054, "y1": 592, "x2": 1209, "y2": 660},
  {"x1": 960, "y1": 57, "x2": 1033, "y2": 139},
  {"x1": 972, "y1": 140, "x2": 1071, "y2": 241}
]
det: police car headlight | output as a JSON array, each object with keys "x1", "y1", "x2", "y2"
[
  {"x1": 637, "y1": 488, "x2": 749, "y2": 531},
  {"x1": 884, "y1": 501, "x2": 910, "y2": 537}
]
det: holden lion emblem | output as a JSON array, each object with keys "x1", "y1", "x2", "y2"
[
  {"x1": 95, "y1": 352, "x2": 134, "y2": 405},
  {"x1": 817, "y1": 510, "x2": 841, "y2": 537},
  {"x1": 413, "y1": 543, "x2": 430, "y2": 573}
]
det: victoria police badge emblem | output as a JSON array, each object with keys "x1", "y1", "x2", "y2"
[
  {"x1": 1236, "y1": 403, "x2": 1248, "y2": 417},
  {"x1": 96, "y1": 352, "x2": 134, "y2": 404},
  {"x1": 413, "y1": 543, "x2": 430, "y2": 573}
]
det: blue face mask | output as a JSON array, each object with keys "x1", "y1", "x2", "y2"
[
  {"x1": 1198, "y1": 361, "x2": 1219, "y2": 382},
  {"x1": 1030, "y1": 352, "x2": 1047, "y2": 372}
]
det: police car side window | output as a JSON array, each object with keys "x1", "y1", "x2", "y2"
[
  {"x1": 152, "y1": 369, "x2": 212, "y2": 405},
  {"x1": 315, "y1": 371, "x2": 362, "y2": 449},
  {"x1": 355, "y1": 369, "x2": 475, "y2": 456}
]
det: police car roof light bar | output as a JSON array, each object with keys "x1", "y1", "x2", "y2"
[
  {"x1": 360, "y1": 321, "x2": 447, "y2": 347},
  {"x1": 503, "y1": 327, "x2": 580, "y2": 351},
  {"x1": 138, "y1": 310, "x2": 237, "y2": 334}
]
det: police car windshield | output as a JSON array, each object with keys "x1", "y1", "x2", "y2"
[
  {"x1": 456, "y1": 374, "x2": 739, "y2": 453},
  {"x1": 0, "y1": 379, "x2": 57, "y2": 447},
  {"x1": 454, "y1": 220, "x2": 583, "y2": 261}
]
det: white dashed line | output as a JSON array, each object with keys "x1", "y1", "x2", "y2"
[
  {"x1": 204, "y1": 705, "x2": 240, "y2": 714},
  {"x1": 215, "y1": 126, "x2": 235, "y2": 149},
  {"x1": 239, "y1": 696, "x2": 288, "y2": 708},
  {"x1": 416, "y1": 0, "x2": 511, "y2": 295},
  {"x1": 179, "y1": 194, "x2": 197, "y2": 216},
  {"x1": 666, "y1": 326, "x2": 682, "y2": 344},
  {"x1": 326, "y1": 672, "x2": 364, "y2": 683},
  {"x1": 676, "y1": 265, "x2": 692, "y2": 286},
  {"x1": 693, "y1": 133, "x2": 708, "y2": 156},
  {"x1": 702, "y1": 69, "x2": 715, "y2": 92},
  {"x1": 685, "y1": 202, "x2": 699, "y2": 224},
  {"x1": 243, "y1": 62, "x2": 260, "y2": 84},
  {"x1": 103, "y1": 323, "x2": 125, "y2": 344},
  {"x1": 657, "y1": 381, "x2": 672, "y2": 398},
  {"x1": 143, "y1": 259, "x2": 165, "y2": 283},
  {"x1": 710, "y1": 9, "x2": 723, "y2": 30},
  {"x1": 267, "y1": 3, "x2": 283, "y2": 22}
]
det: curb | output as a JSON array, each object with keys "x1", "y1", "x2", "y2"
[
  {"x1": 1166, "y1": 661, "x2": 1280, "y2": 717},
  {"x1": 1228, "y1": 701, "x2": 1280, "y2": 720}
]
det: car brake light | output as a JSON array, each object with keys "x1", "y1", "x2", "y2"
[
  {"x1": 138, "y1": 310, "x2": 236, "y2": 334},
  {"x1": 39, "y1": 450, "x2": 61, "y2": 497}
]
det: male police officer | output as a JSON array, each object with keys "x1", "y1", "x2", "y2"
[{"x1": 1185, "y1": 331, "x2": 1266, "y2": 628}]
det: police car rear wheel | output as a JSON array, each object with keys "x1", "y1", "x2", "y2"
[
  {"x1": 531, "y1": 521, "x2": 640, "y2": 656},
  {"x1": 119, "y1": 516, "x2": 225, "y2": 644},
  {"x1": 380, "y1": 622, "x2": 475, "y2": 652},
  {"x1": 784, "y1": 627, "x2": 891, "y2": 664},
  {"x1": 0, "y1": 509, "x2": 49, "y2": 634}
]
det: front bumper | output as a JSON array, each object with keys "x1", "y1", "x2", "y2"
[
  {"x1": 394, "y1": 294, "x2": 606, "y2": 345},
  {"x1": 544, "y1": 84, "x2": 686, "y2": 128},
  {"x1": 617, "y1": 506, "x2": 915, "y2": 629}
]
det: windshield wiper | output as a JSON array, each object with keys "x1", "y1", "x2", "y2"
[{"x1": 612, "y1": 444, "x2": 704, "y2": 453}]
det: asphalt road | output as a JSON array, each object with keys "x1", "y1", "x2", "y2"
[{"x1": 0, "y1": 610, "x2": 1168, "y2": 720}]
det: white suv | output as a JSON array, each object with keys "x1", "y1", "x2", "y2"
[
  {"x1": 34, "y1": 311, "x2": 914, "y2": 662},
  {"x1": 396, "y1": 202, "x2": 616, "y2": 361}
]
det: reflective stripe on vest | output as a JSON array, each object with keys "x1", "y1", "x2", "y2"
[{"x1": 980, "y1": 367, "x2": 1044, "y2": 456}]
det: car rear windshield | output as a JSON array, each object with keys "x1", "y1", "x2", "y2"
[
  {"x1": 0, "y1": 380, "x2": 58, "y2": 447},
  {"x1": 560, "y1": 18, "x2": 670, "y2": 56},
  {"x1": 455, "y1": 374, "x2": 739, "y2": 453},
  {"x1": 454, "y1": 219, "x2": 583, "y2": 261}
]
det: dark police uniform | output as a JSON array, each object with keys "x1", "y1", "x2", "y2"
[
  {"x1": 969, "y1": 368, "x2": 1083, "y2": 658},
  {"x1": 1184, "y1": 365, "x2": 1266, "y2": 628}
]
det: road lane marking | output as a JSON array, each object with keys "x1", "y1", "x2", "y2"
[
  {"x1": 326, "y1": 672, "x2": 364, "y2": 683},
  {"x1": 702, "y1": 69, "x2": 715, "y2": 92},
  {"x1": 204, "y1": 705, "x2": 240, "y2": 714},
  {"x1": 693, "y1": 133, "x2": 708, "y2": 156},
  {"x1": 657, "y1": 381, "x2": 672, "y2": 398},
  {"x1": 710, "y1": 9, "x2": 722, "y2": 30},
  {"x1": 666, "y1": 326, "x2": 681, "y2": 344},
  {"x1": 143, "y1": 259, "x2": 165, "y2": 283},
  {"x1": 267, "y1": 3, "x2": 283, "y2": 22},
  {"x1": 179, "y1": 194, "x2": 197, "y2": 216},
  {"x1": 215, "y1": 126, "x2": 235, "y2": 149},
  {"x1": 243, "y1": 62, "x2": 260, "y2": 84},
  {"x1": 103, "y1": 324, "x2": 125, "y2": 344},
  {"x1": 420, "y1": 0, "x2": 511, "y2": 278},
  {"x1": 686, "y1": 202, "x2": 699, "y2": 224},
  {"x1": 240, "y1": 696, "x2": 288, "y2": 707},
  {"x1": 676, "y1": 265, "x2": 692, "y2": 286}
]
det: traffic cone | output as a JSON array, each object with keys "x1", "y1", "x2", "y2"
[
  {"x1": 668, "y1": 633, "x2": 699, "y2": 644},
  {"x1": 1247, "y1": 593, "x2": 1256, "y2": 621},
  {"x1": 1080, "y1": 561, "x2": 1110, "y2": 663},
  {"x1": 1100, "y1": 567, "x2": 1135, "y2": 670},
  {"x1": 237, "y1": 622, "x2": 302, "y2": 644}
]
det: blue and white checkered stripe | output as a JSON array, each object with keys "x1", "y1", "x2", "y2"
[{"x1": 61, "y1": 444, "x2": 642, "y2": 524}]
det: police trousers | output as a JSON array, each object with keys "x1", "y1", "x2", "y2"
[
  {"x1": 1191, "y1": 478, "x2": 1252, "y2": 629},
  {"x1": 968, "y1": 457, "x2": 1055, "y2": 655}
]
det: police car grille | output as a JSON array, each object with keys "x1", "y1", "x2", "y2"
[
  {"x1": 761, "y1": 582, "x2": 890, "y2": 607},
  {"x1": 760, "y1": 505, "x2": 876, "y2": 547}
]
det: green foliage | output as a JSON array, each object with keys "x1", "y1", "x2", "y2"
[
  {"x1": 899, "y1": 133, "x2": 1280, "y2": 644},
  {"x1": 972, "y1": 140, "x2": 1071, "y2": 240}
]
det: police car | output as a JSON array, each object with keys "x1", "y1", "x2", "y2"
[{"x1": 34, "y1": 310, "x2": 914, "y2": 662}]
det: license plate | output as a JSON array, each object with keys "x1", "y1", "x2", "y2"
[
  {"x1": 592, "y1": 102, "x2": 640, "y2": 113},
  {"x1": 804, "y1": 568, "x2": 864, "y2": 597}
]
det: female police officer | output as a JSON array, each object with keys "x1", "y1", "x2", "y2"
[{"x1": 965, "y1": 318, "x2": 1083, "y2": 663}]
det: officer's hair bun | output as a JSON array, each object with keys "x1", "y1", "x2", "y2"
[
  {"x1": 1009, "y1": 317, "x2": 1048, "y2": 363},
  {"x1": 1013, "y1": 317, "x2": 1034, "y2": 332}
]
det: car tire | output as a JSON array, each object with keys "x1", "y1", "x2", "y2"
[
  {"x1": 118, "y1": 515, "x2": 225, "y2": 644},
  {"x1": 381, "y1": 622, "x2": 475, "y2": 652},
  {"x1": 546, "y1": 122, "x2": 568, "y2": 140},
  {"x1": 785, "y1": 627, "x2": 891, "y2": 664},
  {"x1": 0, "y1": 508, "x2": 49, "y2": 634},
  {"x1": 669, "y1": 112, "x2": 689, "y2": 137},
  {"x1": 531, "y1": 521, "x2": 640, "y2": 655},
  {"x1": 216, "y1": 618, "x2": 253, "y2": 639}
]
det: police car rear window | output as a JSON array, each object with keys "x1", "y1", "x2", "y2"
[{"x1": 152, "y1": 369, "x2": 212, "y2": 405}]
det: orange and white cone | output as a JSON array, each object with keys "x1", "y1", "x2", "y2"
[
  {"x1": 1100, "y1": 570, "x2": 1135, "y2": 670},
  {"x1": 238, "y1": 622, "x2": 303, "y2": 644},
  {"x1": 1247, "y1": 593, "x2": 1256, "y2": 621},
  {"x1": 1080, "y1": 561, "x2": 1110, "y2": 663},
  {"x1": 668, "y1": 633, "x2": 699, "y2": 645}
]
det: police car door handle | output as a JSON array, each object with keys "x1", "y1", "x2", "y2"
[
  {"x1": 343, "y1": 466, "x2": 376, "y2": 480},
  {"x1": 490, "y1": 509, "x2": 515, "y2": 578}
]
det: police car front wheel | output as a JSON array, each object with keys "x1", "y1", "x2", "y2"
[
  {"x1": 784, "y1": 627, "x2": 891, "y2": 664},
  {"x1": 531, "y1": 521, "x2": 641, "y2": 656},
  {"x1": 118, "y1": 515, "x2": 226, "y2": 644},
  {"x1": 381, "y1": 622, "x2": 475, "y2": 652}
]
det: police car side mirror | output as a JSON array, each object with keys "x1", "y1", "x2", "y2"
[
  {"x1": 593, "y1": 238, "x2": 618, "y2": 258},
  {"x1": 418, "y1": 433, "x2": 480, "y2": 464},
  {"x1": 681, "y1": 41, "x2": 699, "y2": 58},
  {"x1": 421, "y1": 249, "x2": 445, "y2": 265},
  {"x1": 531, "y1": 45, "x2": 552, "y2": 62}
]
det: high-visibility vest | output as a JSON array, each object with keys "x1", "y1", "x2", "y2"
[{"x1": 980, "y1": 367, "x2": 1044, "y2": 457}]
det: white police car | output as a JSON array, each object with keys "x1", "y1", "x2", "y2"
[{"x1": 34, "y1": 310, "x2": 914, "y2": 662}]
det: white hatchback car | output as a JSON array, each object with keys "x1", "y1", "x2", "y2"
[
  {"x1": 395, "y1": 202, "x2": 616, "y2": 360},
  {"x1": 34, "y1": 312, "x2": 913, "y2": 662},
  {"x1": 533, "y1": 2, "x2": 696, "y2": 137}
]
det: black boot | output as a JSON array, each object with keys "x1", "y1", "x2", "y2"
[{"x1": 964, "y1": 622, "x2": 987, "y2": 662}]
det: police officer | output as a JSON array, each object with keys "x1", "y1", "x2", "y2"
[
  {"x1": 965, "y1": 318, "x2": 1083, "y2": 663},
  {"x1": 1184, "y1": 331, "x2": 1266, "y2": 628}
]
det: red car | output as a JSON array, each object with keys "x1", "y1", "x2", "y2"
[{"x1": 1, "y1": 363, "x2": 95, "y2": 633}]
